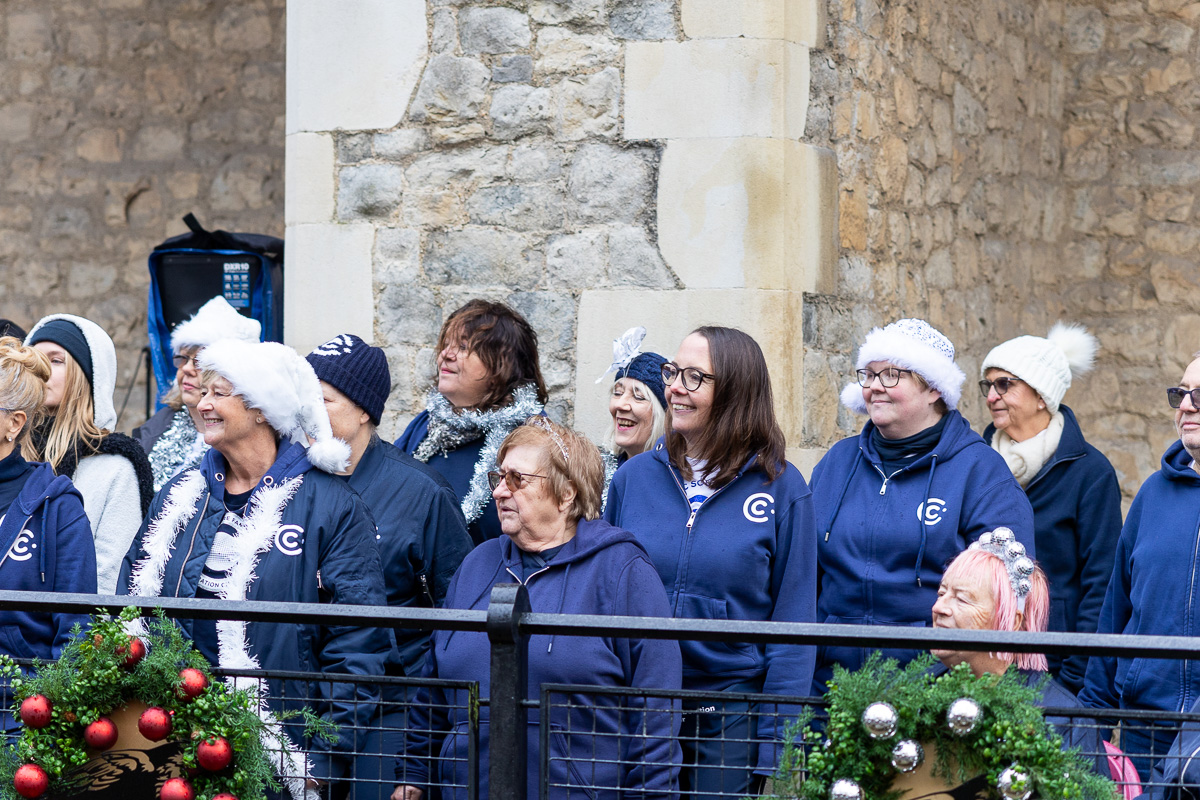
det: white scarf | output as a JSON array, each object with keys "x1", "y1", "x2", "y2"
[
  {"x1": 126, "y1": 470, "x2": 318, "y2": 800},
  {"x1": 990, "y1": 411, "x2": 1065, "y2": 488}
]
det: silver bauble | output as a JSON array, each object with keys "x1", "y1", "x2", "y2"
[
  {"x1": 946, "y1": 697, "x2": 982, "y2": 735},
  {"x1": 891, "y1": 739, "x2": 924, "y2": 773},
  {"x1": 1016, "y1": 578, "x2": 1032, "y2": 596},
  {"x1": 997, "y1": 766, "x2": 1032, "y2": 800},
  {"x1": 862, "y1": 701, "x2": 898, "y2": 739},
  {"x1": 1005, "y1": 541, "x2": 1026, "y2": 559},
  {"x1": 992, "y1": 527, "x2": 1015, "y2": 545},
  {"x1": 1013, "y1": 556, "x2": 1035, "y2": 577},
  {"x1": 978, "y1": 531, "x2": 994, "y2": 546},
  {"x1": 830, "y1": 779, "x2": 862, "y2": 800}
]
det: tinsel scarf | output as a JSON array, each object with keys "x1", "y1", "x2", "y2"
[
  {"x1": 147, "y1": 410, "x2": 209, "y2": 492},
  {"x1": 413, "y1": 384, "x2": 544, "y2": 524},
  {"x1": 127, "y1": 470, "x2": 317, "y2": 800}
]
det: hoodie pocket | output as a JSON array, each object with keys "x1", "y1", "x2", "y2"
[
  {"x1": 0, "y1": 626, "x2": 35, "y2": 660},
  {"x1": 676, "y1": 592, "x2": 759, "y2": 669},
  {"x1": 546, "y1": 724, "x2": 599, "y2": 799}
]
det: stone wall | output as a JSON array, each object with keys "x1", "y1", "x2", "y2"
[{"x1": 0, "y1": 0, "x2": 285, "y2": 430}]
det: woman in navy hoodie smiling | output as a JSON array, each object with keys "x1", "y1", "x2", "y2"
[
  {"x1": 810, "y1": 318, "x2": 1035, "y2": 691},
  {"x1": 395, "y1": 418, "x2": 681, "y2": 800},
  {"x1": 0, "y1": 337, "x2": 95, "y2": 675},
  {"x1": 604, "y1": 325, "x2": 818, "y2": 797}
]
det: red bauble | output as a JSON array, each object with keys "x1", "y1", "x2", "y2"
[
  {"x1": 120, "y1": 636, "x2": 147, "y2": 668},
  {"x1": 211, "y1": 794, "x2": 238, "y2": 800},
  {"x1": 159, "y1": 777, "x2": 194, "y2": 800},
  {"x1": 137, "y1": 706, "x2": 172, "y2": 741},
  {"x1": 175, "y1": 668, "x2": 208, "y2": 701},
  {"x1": 13, "y1": 764, "x2": 48, "y2": 799},
  {"x1": 196, "y1": 735, "x2": 233, "y2": 771},
  {"x1": 84, "y1": 717, "x2": 119, "y2": 750},
  {"x1": 18, "y1": 695, "x2": 52, "y2": 729}
]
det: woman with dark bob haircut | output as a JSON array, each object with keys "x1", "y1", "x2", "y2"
[
  {"x1": 604, "y1": 325, "x2": 819, "y2": 796},
  {"x1": 395, "y1": 299, "x2": 549, "y2": 546}
]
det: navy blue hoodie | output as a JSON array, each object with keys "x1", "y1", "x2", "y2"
[
  {"x1": 983, "y1": 406, "x2": 1122, "y2": 693},
  {"x1": 1080, "y1": 439, "x2": 1200, "y2": 720},
  {"x1": 811, "y1": 410, "x2": 1035, "y2": 686},
  {"x1": 396, "y1": 518, "x2": 682, "y2": 798},
  {"x1": 0, "y1": 458, "x2": 95, "y2": 664},
  {"x1": 603, "y1": 443, "x2": 818, "y2": 775},
  {"x1": 340, "y1": 437, "x2": 471, "y2": 686},
  {"x1": 118, "y1": 441, "x2": 392, "y2": 779},
  {"x1": 396, "y1": 410, "x2": 502, "y2": 546}
]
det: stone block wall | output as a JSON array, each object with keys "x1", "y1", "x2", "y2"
[{"x1": 0, "y1": 0, "x2": 285, "y2": 430}]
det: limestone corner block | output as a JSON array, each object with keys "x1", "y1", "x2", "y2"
[
  {"x1": 285, "y1": 132, "x2": 335, "y2": 225},
  {"x1": 625, "y1": 39, "x2": 809, "y2": 140},
  {"x1": 284, "y1": 222, "x2": 376, "y2": 352},
  {"x1": 287, "y1": 0, "x2": 427, "y2": 133},
  {"x1": 657, "y1": 138, "x2": 836, "y2": 293},
  {"x1": 573, "y1": 289, "x2": 804, "y2": 445},
  {"x1": 681, "y1": 0, "x2": 826, "y2": 48}
]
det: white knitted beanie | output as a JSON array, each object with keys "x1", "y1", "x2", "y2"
[
  {"x1": 198, "y1": 339, "x2": 351, "y2": 473},
  {"x1": 840, "y1": 318, "x2": 966, "y2": 413},
  {"x1": 980, "y1": 323, "x2": 1098, "y2": 414}
]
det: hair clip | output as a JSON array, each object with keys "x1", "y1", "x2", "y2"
[
  {"x1": 528, "y1": 416, "x2": 569, "y2": 462},
  {"x1": 595, "y1": 326, "x2": 647, "y2": 383},
  {"x1": 967, "y1": 527, "x2": 1035, "y2": 612}
]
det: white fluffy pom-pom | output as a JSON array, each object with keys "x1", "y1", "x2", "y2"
[
  {"x1": 305, "y1": 437, "x2": 352, "y2": 474},
  {"x1": 840, "y1": 382, "x2": 867, "y2": 414},
  {"x1": 1047, "y1": 322, "x2": 1097, "y2": 377}
]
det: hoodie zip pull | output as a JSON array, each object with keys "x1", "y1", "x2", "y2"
[
  {"x1": 686, "y1": 509, "x2": 697, "y2": 530},
  {"x1": 879, "y1": 476, "x2": 889, "y2": 496}
]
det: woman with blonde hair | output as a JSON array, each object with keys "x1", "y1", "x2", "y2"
[
  {"x1": 0, "y1": 336, "x2": 96, "y2": 667},
  {"x1": 25, "y1": 314, "x2": 152, "y2": 593}
]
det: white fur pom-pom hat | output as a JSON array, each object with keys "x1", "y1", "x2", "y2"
[
  {"x1": 980, "y1": 322, "x2": 1098, "y2": 414},
  {"x1": 840, "y1": 318, "x2": 967, "y2": 414},
  {"x1": 198, "y1": 339, "x2": 351, "y2": 473},
  {"x1": 171, "y1": 296, "x2": 262, "y2": 352}
]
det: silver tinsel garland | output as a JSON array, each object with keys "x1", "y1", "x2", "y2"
[
  {"x1": 412, "y1": 385, "x2": 544, "y2": 524},
  {"x1": 147, "y1": 409, "x2": 209, "y2": 492}
]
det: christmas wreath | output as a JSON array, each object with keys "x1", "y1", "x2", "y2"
[
  {"x1": 774, "y1": 654, "x2": 1115, "y2": 800},
  {"x1": 0, "y1": 607, "x2": 326, "y2": 800}
]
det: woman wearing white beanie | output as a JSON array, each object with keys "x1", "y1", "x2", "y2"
[{"x1": 980, "y1": 322, "x2": 1122, "y2": 694}]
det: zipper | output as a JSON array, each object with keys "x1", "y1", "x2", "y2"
[
  {"x1": 418, "y1": 572, "x2": 435, "y2": 606},
  {"x1": 174, "y1": 492, "x2": 212, "y2": 598},
  {"x1": 668, "y1": 466, "x2": 732, "y2": 532},
  {"x1": 506, "y1": 564, "x2": 550, "y2": 586},
  {"x1": 1023, "y1": 451, "x2": 1081, "y2": 492},
  {"x1": 871, "y1": 464, "x2": 904, "y2": 496},
  {"x1": 1184, "y1": 520, "x2": 1200, "y2": 712}
]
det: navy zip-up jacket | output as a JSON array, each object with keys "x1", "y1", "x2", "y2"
[
  {"x1": 396, "y1": 410, "x2": 502, "y2": 546},
  {"x1": 340, "y1": 437, "x2": 471, "y2": 684},
  {"x1": 397, "y1": 518, "x2": 682, "y2": 799},
  {"x1": 0, "y1": 459, "x2": 95, "y2": 663},
  {"x1": 983, "y1": 405, "x2": 1122, "y2": 694},
  {"x1": 1080, "y1": 439, "x2": 1200, "y2": 720},
  {"x1": 603, "y1": 443, "x2": 818, "y2": 775},
  {"x1": 811, "y1": 410, "x2": 1035, "y2": 687},
  {"x1": 117, "y1": 441, "x2": 392, "y2": 779}
]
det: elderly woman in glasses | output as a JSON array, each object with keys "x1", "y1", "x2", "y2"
[
  {"x1": 979, "y1": 324, "x2": 1121, "y2": 694},
  {"x1": 604, "y1": 326, "x2": 818, "y2": 796},
  {"x1": 395, "y1": 418, "x2": 681, "y2": 800},
  {"x1": 810, "y1": 319, "x2": 1035, "y2": 691}
]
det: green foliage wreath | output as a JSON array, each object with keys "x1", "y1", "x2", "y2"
[
  {"x1": 0, "y1": 607, "x2": 297, "y2": 800},
  {"x1": 772, "y1": 654, "x2": 1115, "y2": 800}
]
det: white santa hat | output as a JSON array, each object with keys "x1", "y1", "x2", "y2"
[
  {"x1": 198, "y1": 339, "x2": 351, "y2": 473},
  {"x1": 171, "y1": 296, "x2": 261, "y2": 352},
  {"x1": 840, "y1": 318, "x2": 967, "y2": 414},
  {"x1": 980, "y1": 323, "x2": 1098, "y2": 414}
]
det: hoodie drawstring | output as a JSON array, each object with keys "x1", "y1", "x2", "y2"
[
  {"x1": 547, "y1": 562, "x2": 570, "y2": 654},
  {"x1": 913, "y1": 454, "x2": 938, "y2": 587},
  {"x1": 38, "y1": 504, "x2": 48, "y2": 583},
  {"x1": 823, "y1": 449, "x2": 863, "y2": 542}
]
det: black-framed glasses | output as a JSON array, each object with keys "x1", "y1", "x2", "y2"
[
  {"x1": 979, "y1": 377, "x2": 1025, "y2": 398},
  {"x1": 1168, "y1": 387, "x2": 1200, "y2": 409},
  {"x1": 172, "y1": 353, "x2": 201, "y2": 369},
  {"x1": 856, "y1": 368, "x2": 913, "y2": 388},
  {"x1": 661, "y1": 363, "x2": 715, "y2": 392},
  {"x1": 487, "y1": 470, "x2": 547, "y2": 492}
]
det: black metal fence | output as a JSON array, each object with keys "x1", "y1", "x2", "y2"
[{"x1": 3, "y1": 589, "x2": 1200, "y2": 800}]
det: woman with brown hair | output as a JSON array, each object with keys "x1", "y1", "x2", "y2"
[
  {"x1": 603, "y1": 325, "x2": 819, "y2": 797},
  {"x1": 395, "y1": 299, "x2": 549, "y2": 546}
]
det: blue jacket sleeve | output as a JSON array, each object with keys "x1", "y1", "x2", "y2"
[
  {"x1": 1060, "y1": 463, "x2": 1122, "y2": 692},
  {"x1": 49, "y1": 494, "x2": 97, "y2": 656},
  {"x1": 309, "y1": 492, "x2": 393, "y2": 778},
  {"x1": 427, "y1": 485, "x2": 471, "y2": 607},
  {"x1": 613, "y1": 556, "x2": 682, "y2": 798},
  {"x1": 1079, "y1": 506, "x2": 1138, "y2": 711},
  {"x1": 756, "y1": 485, "x2": 819, "y2": 775}
]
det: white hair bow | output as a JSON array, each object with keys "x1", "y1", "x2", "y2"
[{"x1": 594, "y1": 326, "x2": 647, "y2": 383}]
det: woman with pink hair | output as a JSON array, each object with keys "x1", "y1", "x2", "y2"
[{"x1": 931, "y1": 530, "x2": 1130, "y2": 785}]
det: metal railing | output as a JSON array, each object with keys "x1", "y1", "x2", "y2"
[{"x1": 3, "y1": 588, "x2": 1200, "y2": 799}]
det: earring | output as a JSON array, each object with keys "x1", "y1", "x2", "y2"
[
  {"x1": 256, "y1": 417, "x2": 264, "y2": 424},
  {"x1": 4, "y1": 436, "x2": 11, "y2": 442}
]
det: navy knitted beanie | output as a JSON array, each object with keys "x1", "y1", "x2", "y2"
[
  {"x1": 306, "y1": 334, "x2": 391, "y2": 426},
  {"x1": 616, "y1": 351, "x2": 668, "y2": 409},
  {"x1": 28, "y1": 319, "x2": 94, "y2": 388}
]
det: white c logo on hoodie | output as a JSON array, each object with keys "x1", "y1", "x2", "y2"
[
  {"x1": 916, "y1": 498, "x2": 947, "y2": 526},
  {"x1": 275, "y1": 525, "x2": 304, "y2": 556},
  {"x1": 7, "y1": 530, "x2": 35, "y2": 562},
  {"x1": 743, "y1": 493, "x2": 775, "y2": 523}
]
